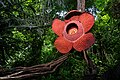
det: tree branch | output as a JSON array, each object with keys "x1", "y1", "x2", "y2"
[
  {"x1": 82, "y1": 51, "x2": 97, "y2": 80},
  {"x1": 0, "y1": 53, "x2": 70, "y2": 80}
]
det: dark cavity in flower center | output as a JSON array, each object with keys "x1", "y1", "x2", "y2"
[{"x1": 66, "y1": 23, "x2": 78, "y2": 35}]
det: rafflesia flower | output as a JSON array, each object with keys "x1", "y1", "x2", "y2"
[{"x1": 52, "y1": 10, "x2": 95, "y2": 54}]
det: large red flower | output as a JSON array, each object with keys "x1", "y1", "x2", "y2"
[{"x1": 52, "y1": 10, "x2": 95, "y2": 54}]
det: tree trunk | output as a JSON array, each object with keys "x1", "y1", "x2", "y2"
[{"x1": 77, "y1": 0, "x2": 85, "y2": 12}]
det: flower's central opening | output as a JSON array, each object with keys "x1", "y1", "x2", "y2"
[{"x1": 66, "y1": 23, "x2": 78, "y2": 35}]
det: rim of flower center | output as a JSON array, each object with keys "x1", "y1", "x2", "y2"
[
  {"x1": 63, "y1": 21, "x2": 83, "y2": 42},
  {"x1": 66, "y1": 23, "x2": 78, "y2": 35}
]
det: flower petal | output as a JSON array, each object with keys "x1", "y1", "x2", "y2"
[
  {"x1": 79, "y1": 12, "x2": 94, "y2": 33},
  {"x1": 70, "y1": 16, "x2": 79, "y2": 21},
  {"x1": 64, "y1": 16, "x2": 79, "y2": 23},
  {"x1": 52, "y1": 19, "x2": 65, "y2": 36},
  {"x1": 54, "y1": 37, "x2": 72, "y2": 54},
  {"x1": 73, "y1": 33, "x2": 95, "y2": 52},
  {"x1": 65, "y1": 10, "x2": 81, "y2": 20}
]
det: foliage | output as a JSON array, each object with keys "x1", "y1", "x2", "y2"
[{"x1": 0, "y1": 0, "x2": 120, "y2": 80}]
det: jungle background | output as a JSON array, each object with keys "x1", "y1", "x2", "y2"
[{"x1": 0, "y1": 0, "x2": 120, "y2": 80}]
